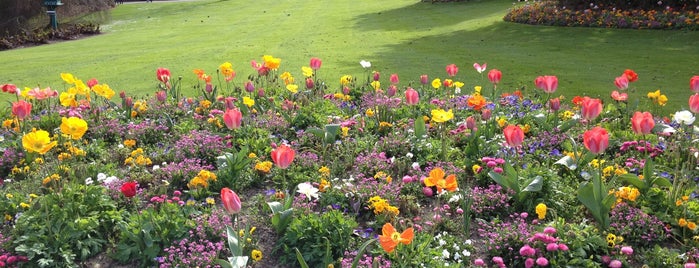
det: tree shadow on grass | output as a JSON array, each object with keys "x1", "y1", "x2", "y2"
[{"x1": 352, "y1": 1, "x2": 508, "y2": 32}]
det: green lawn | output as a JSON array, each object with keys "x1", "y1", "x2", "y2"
[{"x1": 1, "y1": 0, "x2": 698, "y2": 113}]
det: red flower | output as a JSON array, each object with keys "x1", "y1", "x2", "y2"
[
  {"x1": 156, "y1": 67, "x2": 171, "y2": 84},
  {"x1": 549, "y1": 97, "x2": 560, "y2": 111},
  {"x1": 631, "y1": 111, "x2": 655, "y2": 135},
  {"x1": 611, "y1": 90, "x2": 628, "y2": 102},
  {"x1": 221, "y1": 187, "x2": 242, "y2": 214},
  {"x1": 271, "y1": 144, "x2": 295, "y2": 169},
  {"x1": 445, "y1": 64, "x2": 458, "y2": 77},
  {"x1": 488, "y1": 69, "x2": 502, "y2": 84},
  {"x1": 581, "y1": 97, "x2": 603, "y2": 120},
  {"x1": 120, "y1": 181, "x2": 138, "y2": 198},
  {"x1": 11, "y1": 100, "x2": 32, "y2": 120},
  {"x1": 690, "y1": 94, "x2": 699, "y2": 114},
  {"x1": 87, "y1": 78, "x2": 99, "y2": 89},
  {"x1": 623, "y1": 69, "x2": 638, "y2": 82},
  {"x1": 1, "y1": 84, "x2": 17, "y2": 94},
  {"x1": 223, "y1": 109, "x2": 242, "y2": 130},
  {"x1": 691, "y1": 76, "x2": 699, "y2": 93},
  {"x1": 534, "y1": 75, "x2": 558, "y2": 93},
  {"x1": 309, "y1": 57, "x2": 322, "y2": 70},
  {"x1": 503, "y1": 124, "x2": 525, "y2": 147},
  {"x1": 583, "y1": 127, "x2": 609, "y2": 154},
  {"x1": 571, "y1": 96, "x2": 584, "y2": 106},
  {"x1": 405, "y1": 87, "x2": 419, "y2": 105}
]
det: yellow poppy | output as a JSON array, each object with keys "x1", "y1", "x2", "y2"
[
  {"x1": 431, "y1": 78, "x2": 441, "y2": 89},
  {"x1": 431, "y1": 109, "x2": 453, "y2": 123},
  {"x1": 60, "y1": 117, "x2": 88, "y2": 140},
  {"x1": 243, "y1": 97, "x2": 255, "y2": 107},
  {"x1": 301, "y1": 66, "x2": 313, "y2": 77},
  {"x1": 22, "y1": 129, "x2": 58, "y2": 155}
]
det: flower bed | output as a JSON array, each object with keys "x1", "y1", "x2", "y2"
[
  {"x1": 505, "y1": 0, "x2": 699, "y2": 30},
  {"x1": 1, "y1": 57, "x2": 699, "y2": 267}
]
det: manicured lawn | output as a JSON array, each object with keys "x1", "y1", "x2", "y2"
[{"x1": 1, "y1": 0, "x2": 698, "y2": 112}]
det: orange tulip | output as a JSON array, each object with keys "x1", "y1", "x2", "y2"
[
  {"x1": 378, "y1": 223, "x2": 414, "y2": 253},
  {"x1": 631, "y1": 111, "x2": 655, "y2": 135},
  {"x1": 423, "y1": 167, "x2": 458, "y2": 194},
  {"x1": 271, "y1": 144, "x2": 295, "y2": 169}
]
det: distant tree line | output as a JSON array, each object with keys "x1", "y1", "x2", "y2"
[{"x1": 0, "y1": 0, "x2": 114, "y2": 37}]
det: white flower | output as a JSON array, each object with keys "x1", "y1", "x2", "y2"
[
  {"x1": 439, "y1": 239, "x2": 446, "y2": 246},
  {"x1": 360, "y1": 60, "x2": 371, "y2": 68},
  {"x1": 152, "y1": 165, "x2": 160, "y2": 171},
  {"x1": 85, "y1": 177, "x2": 93, "y2": 185},
  {"x1": 448, "y1": 193, "x2": 461, "y2": 203},
  {"x1": 412, "y1": 162, "x2": 420, "y2": 170},
  {"x1": 104, "y1": 176, "x2": 118, "y2": 184},
  {"x1": 406, "y1": 152, "x2": 413, "y2": 159},
  {"x1": 97, "y1": 173, "x2": 107, "y2": 182},
  {"x1": 390, "y1": 156, "x2": 395, "y2": 163},
  {"x1": 454, "y1": 252, "x2": 461, "y2": 260},
  {"x1": 118, "y1": 144, "x2": 124, "y2": 149},
  {"x1": 441, "y1": 249, "x2": 450, "y2": 259},
  {"x1": 465, "y1": 239, "x2": 472, "y2": 245},
  {"x1": 454, "y1": 87, "x2": 461, "y2": 94},
  {"x1": 0, "y1": 135, "x2": 4, "y2": 142},
  {"x1": 462, "y1": 249, "x2": 471, "y2": 257},
  {"x1": 297, "y1": 182, "x2": 319, "y2": 200},
  {"x1": 674, "y1": 110, "x2": 696, "y2": 125}
]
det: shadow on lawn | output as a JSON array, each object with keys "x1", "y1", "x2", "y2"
[{"x1": 352, "y1": 1, "x2": 506, "y2": 32}]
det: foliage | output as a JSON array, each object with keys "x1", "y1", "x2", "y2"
[{"x1": 12, "y1": 184, "x2": 123, "y2": 267}]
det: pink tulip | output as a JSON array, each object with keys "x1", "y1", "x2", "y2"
[
  {"x1": 386, "y1": 85, "x2": 397, "y2": 97},
  {"x1": 244, "y1": 81, "x2": 255, "y2": 92},
  {"x1": 223, "y1": 109, "x2": 243, "y2": 129},
  {"x1": 446, "y1": 64, "x2": 458, "y2": 77},
  {"x1": 306, "y1": 77, "x2": 315, "y2": 89},
  {"x1": 549, "y1": 97, "x2": 561, "y2": 111},
  {"x1": 11, "y1": 100, "x2": 32, "y2": 120},
  {"x1": 405, "y1": 87, "x2": 419, "y2": 105},
  {"x1": 481, "y1": 108, "x2": 492, "y2": 120},
  {"x1": 1, "y1": 84, "x2": 18, "y2": 94},
  {"x1": 390, "y1": 73, "x2": 399, "y2": 84},
  {"x1": 685, "y1": 263, "x2": 697, "y2": 268},
  {"x1": 473, "y1": 63, "x2": 487, "y2": 73},
  {"x1": 221, "y1": 187, "x2": 242, "y2": 214},
  {"x1": 611, "y1": 90, "x2": 628, "y2": 102},
  {"x1": 309, "y1": 57, "x2": 322, "y2": 70},
  {"x1": 631, "y1": 111, "x2": 654, "y2": 135},
  {"x1": 420, "y1": 75, "x2": 429, "y2": 85},
  {"x1": 691, "y1": 76, "x2": 699, "y2": 93},
  {"x1": 271, "y1": 144, "x2": 295, "y2": 169},
  {"x1": 583, "y1": 126, "x2": 609, "y2": 154},
  {"x1": 581, "y1": 97, "x2": 603, "y2": 120},
  {"x1": 156, "y1": 67, "x2": 171, "y2": 84},
  {"x1": 690, "y1": 94, "x2": 699, "y2": 113},
  {"x1": 503, "y1": 124, "x2": 524, "y2": 147},
  {"x1": 614, "y1": 75, "x2": 629, "y2": 90},
  {"x1": 466, "y1": 116, "x2": 476, "y2": 130},
  {"x1": 155, "y1": 90, "x2": 167, "y2": 102},
  {"x1": 488, "y1": 69, "x2": 502, "y2": 84},
  {"x1": 373, "y1": 71, "x2": 380, "y2": 81},
  {"x1": 535, "y1": 75, "x2": 558, "y2": 93}
]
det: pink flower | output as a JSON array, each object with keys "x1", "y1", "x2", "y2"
[
  {"x1": 519, "y1": 244, "x2": 536, "y2": 256},
  {"x1": 631, "y1": 111, "x2": 654, "y2": 135},
  {"x1": 420, "y1": 74, "x2": 429, "y2": 85},
  {"x1": 87, "y1": 78, "x2": 99, "y2": 88},
  {"x1": 558, "y1": 244, "x2": 569, "y2": 251},
  {"x1": 373, "y1": 71, "x2": 380, "y2": 81},
  {"x1": 309, "y1": 57, "x2": 322, "y2": 70},
  {"x1": 620, "y1": 246, "x2": 633, "y2": 255},
  {"x1": 525, "y1": 258, "x2": 535, "y2": 268},
  {"x1": 390, "y1": 73, "x2": 399, "y2": 84},
  {"x1": 543, "y1": 226, "x2": 556, "y2": 234},
  {"x1": 536, "y1": 257, "x2": 549, "y2": 266},
  {"x1": 685, "y1": 263, "x2": 697, "y2": 268},
  {"x1": 584, "y1": 126, "x2": 609, "y2": 154},
  {"x1": 546, "y1": 243, "x2": 558, "y2": 252},
  {"x1": 221, "y1": 187, "x2": 242, "y2": 214},
  {"x1": 549, "y1": 97, "x2": 561, "y2": 111},
  {"x1": 11, "y1": 100, "x2": 32, "y2": 120},
  {"x1": 690, "y1": 93, "x2": 699, "y2": 113},
  {"x1": 614, "y1": 75, "x2": 629, "y2": 90},
  {"x1": 271, "y1": 144, "x2": 295, "y2": 169},
  {"x1": 581, "y1": 97, "x2": 603, "y2": 120},
  {"x1": 488, "y1": 69, "x2": 502, "y2": 84},
  {"x1": 422, "y1": 186, "x2": 434, "y2": 197},
  {"x1": 223, "y1": 109, "x2": 243, "y2": 129},
  {"x1": 306, "y1": 77, "x2": 315, "y2": 89},
  {"x1": 474, "y1": 259, "x2": 485, "y2": 266},
  {"x1": 609, "y1": 260, "x2": 622, "y2": 268},
  {"x1": 473, "y1": 62, "x2": 487, "y2": 73},
  {"x1": 405, "y1": 87, "x2": 419, "y2": 105},
  {"x1": 26, "y1": 87, "x2": 58, "y2": 100},
  {"x1": 492, "y1": 256, "x2": 504, "y2": 264},
  {"x1": 446, "y1": 64, "x2": 459, "y2": 77},
  {"x1": 535, "y1": 75, "x2": 558, "y2": 93},
  {"x1": 691, "y1": 75, "x2": 699, "y2": 93},
  {"x1": 503, "y1": 124, "x2": 525, "y2": 147},
  {"x1": 244, "y1": 81, "x2": 255, "y2": 92},
  {"x1": 156, "y1": 67, "x2": 171, "y2": 84},
  {"x1": 155, "y1": 90, "x2": 167, "y2": 102},
  {"x1": 611, "y1": 90, "x2": 628, "y2": 102}
]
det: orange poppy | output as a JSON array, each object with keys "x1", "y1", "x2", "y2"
[
  {"x1": 467, "y1": 94, "x2": 486, "y2": 111},
  {"x1": 423, "y1": 167, "x2": 458, "y2": 194},
  {"x1": 378, "y1": 223, "x2": 414, "y2": 253}
]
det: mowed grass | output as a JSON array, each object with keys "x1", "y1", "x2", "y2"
[{"x1": 1, "y1": 0, "x2": 698, "y2": 112}]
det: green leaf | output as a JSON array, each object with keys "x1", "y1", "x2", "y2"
[
  {"x1": 554, "y1": 155, "x2": 577, "y2": 170},
  {"x1": 214, "y1": 259, "x2": 234, "y2": 268},
  {"x1": 351, "y1": 238, "x2": 377, "y2": 268},
  {"x1": 324, "y1": 124, "x2": 341, "y2": 144},
  {"x1": 619, "y1": 174, "x2": 645, "y2": 190},
  {"x1": 414, "y1": 116, "x2": 426, "y2": 138},
  {"x1": 226, "y1": 225, "x2": 242, "y2": 256},
  {"x1": 295, "y1": 248, "x2": 310, "y2": 268},
  {"x1": 522, "y1": 176, "x2": 543, "y2": 192}
]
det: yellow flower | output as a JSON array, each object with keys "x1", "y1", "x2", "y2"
[
  {"x1": 340, "y1": 75, "x2": 352, "y2": 86},
  {"x1": 59, "y1": 91, "x2": 77, "y2": 107},
  {"x1": 522, "y1": 124, "x2": 531, "y2": 134},
  {"x1": 497, "y1": 117, "x2": 507, "y2": 128},
  {"x1": 255, "y1": 161, "x2": 273, "y2": 173},
  {"x1": 301, "y1": 66, "x2": 313, "y2": 77},
  {"x1": 22, "y1": 129, "x2": 57, "y2": 155},
  {"x1": 124, "y1": 139, "x2": 137, "y2": 147},
  {"x1": 341, "y1": 126, "x2": 349, "y2": 137},
  {"x1": 4, "y1": 214, "x2": 12, "y2": 221},
  {"x1": 371, "y1": 81, "x2": 381, "y2": 91},
  {"x1": 60, "y1": 117, "x2": 88, "y2": 140},
  {"x1": 474, "y1": 86, "x2": 482, "y2": 94},
  {"x1": 248, "y1": 153, "x2": 257, "y2": 159},
  {"x1": 280, "y1": 71, "x2": 294, "y2": 85},
  {"x1": 251, "y1": 249, "x2": 263, "y2": 261},
  {"x1": 243, "y1": 97, "x2": 255, "y2": 107},
  {"x1": 677, "y1": 200, "x2": 684, "y2": 206},
  {"x1": 5, "y1": 193, "x2": 13, "y2": 199},
  {"x1": 431, "y1": 78, "x2": 441, "y2": 89},
  {"x1": 365, "y1": 108, "x2": 375, "y2": 118},
  {"x1": 34, "y1": 157, "x2": 44, "y2": 164},
  {"x1": 657, "y1": 94, "x2": 668, "y2": 106},
  {"x1": 262, "y1": 55, "x2": 281, "y2": 70},
  {"x1": 454, "y1": 81, "x2": 464, "y2": 89},
  {"x1": 535, "y1": 203, "x2": 547, "y2": 220},
  {"x1": 19, "y1": 202, "x2": 30, "y2": 209},
  {"x1": 2, "y1": 119, "x2": 13, "y2": 128},
  {"x1": 431, "y1": 109, "x2": 454, "y2": 123},
  {"x1": 206, "y1": 197, "x2": 216, "y2": 205},
  {"x1": 74, "y1": 80, "x2": 89, "y2": 96},
  {"x1": 286, "y1": 84, "x2": 298, "y2": 94},
  {"x1": 61, "y1": 73, "x2": 76, "y2": 84},
  {"x1": 219, "y1": 62, "x2": 234, "y2": 77},
  {"x1": 92, "y1": 84, "x2": 115, "y2": 100},
  {"x1": 680, "y1": 218, "x2": 689, "y2": 227},
  {"x1": 318, "y1": 166, "x2": 330, "y2": 178},
  {"x1": 606, "y1": 233, "x2": 616, "y2": 243},
  {"x1": 647, "y1": 90, "x2": 661, "y2": 99},
  {"x1": 689, "y1": 221, "x2": 697, "y2": 230},
  {"x1": 379, "y1": 121, "x2": 393, "y2": 128},
  {"x1": 319, "y1": 179, "x2": 330, "y2": 192},
  {"x1": 472, "y1": 164, "x2": 481, "y2": 174}
]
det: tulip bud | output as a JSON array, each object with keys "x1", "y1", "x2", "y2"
[
  {"x1": 221, "y1": 187, "x2": 242, "y2": 214},
  {"x1": 420, "y1": 75, "x2": 429, "y2": 85},
  {"x1": 245, "y1": 81, "x2": 255, "y2": 92}
]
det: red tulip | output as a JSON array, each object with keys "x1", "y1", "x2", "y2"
[
  {"x1": 503, "y1": 124, "x2": 524, "y2": 147},
  {"x1": 549, "y1": 97, "x2": 560, "y2": 111},
  {"x1": 583, "y1": 127, "x2": 609, "y2": 154},
  {"x1": 535, "y1": 75, "x2": 558, "y2": 93},
  {"x1": 623, "y1": 69, "x2": 638, "y2": 82},
  {"x1": 690, "y1": 94, "x2": 699, "y2": 113},
  {"x1": 420, "y1": 75, "x2": 429, "y2": 85},
  {"x1": 223, "y1": 109, "x2": 243, "y2": 129},
  {"x1": 120, "y1": 181, "x2": 138, "y2": 198},
  {"x1": 221, "y1": 187, "x2": 242, "y2": 214},
  {"x1": 405, "y1": 87, "x2": 419, "y2": 105},
  {"x1": 581, "y1": 97, "x2": 603, "y2": 120},
  {"x1": 691, "y1": 76, "x2": 699, "y2": 93},
  {"x1": 614, "y1": 76, "x2": 629, "y2": 90},
  {"x1": 631, "y1": 111, "x2": 655, "y2": 135},
  {"x1": 611, "y1": 91, "x2": 628, "y2": 102},
  {"x1": 156, "y1": 67, "x2": 171, "y2": 84},
  {"x1": 309, "y1": 57, "x2": 322, "y2": 70},
  {"x1": 87, "y1": 78, "x2": 99, "y2": 89},
  {"x1": 373, "y1": 71, "x2": 380, "y2": 82},
  {"x1": 488, "y1": 69, "x2": 502, "y2": 84},
  {"x1": 271, "y1": 144, "x2": 295, "y2": 169},
  {"x1": 305, "y1": 77, "x2": 315, "y2": 89},
  {"x1": 445, "y1": 64, "x2": 458, "y2": 77},
  {"x1": 1, "y1": 84, "x2": 18, "y2": 94},
  {"x1": 390, "y1": 73, "x2": 399, "y2": 84},
  {"x1": 11, "y1": 100, "x2": 32, "y2": 120}
]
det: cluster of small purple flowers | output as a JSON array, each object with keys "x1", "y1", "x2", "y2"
[
  {"x1": 173, "y1": 130, "x2": 227, "y2": 164},
  {"x1": 157, "y1": 207, "x2": 231, "y2": 267},
  {"x1": 126, "y1": 119, "x2": 170, "y2": 143},
  {"x1": 359, "y1": 91, "x2": 401, "y2": 111},
  {"x1": 619, "y1": 140, "x2": 664, "y2": 158},
  {"x1": 339, "y1": 250, "x2": 391, "y2": 268},
  {"x1": 0, "y1": 146, "x2": 23, "y2": 177},
  {"x1": 351, "y1": 151, "x2": 394, "y2": 178},
  {"x1": 475, "y1": 212, "x2": 533, "y2": 262},
  {"x1": 87, "y1": 118, "x2": 127, "y2": 142},
  {"x1": 294, "y1": 151, "x2": 319, "y2": 169},
  {"x1": 609, "y1": 202, "x2": 670, "y2": 245},
  {"x1": 470, "y1": 184, "x2": 514, "y2": 219},
  {"x1": 252, "y1": 110, "x2": 290, "y2": 134},
  {"x1": 154, "y1": 158, "x2": 214, "y2": 188}
]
